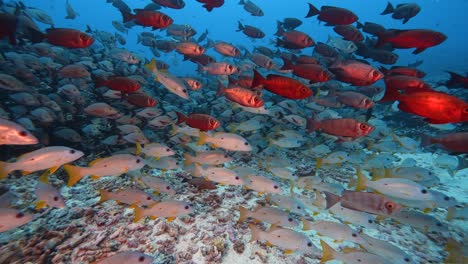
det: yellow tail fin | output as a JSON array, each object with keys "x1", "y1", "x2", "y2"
[
  {"x1": 133, "y1": 206, "x2": 146, "y2": 223},
  {"x1": 316, "y1": 158, "x2": 323, "y2": 169},
  {"x1": 99, "y1": 189, "x2": 111, "y2": 203},
  {"x1": 183, "y1": 153, "x2": 194, "y2": 167},
  {"x1": 0, "y1": 161, "x2": 12, "y2": 179},
  {"x1": 248, "y1": 224, "x2": 261, "y2": 243},
  {"x1": 355, "y1": 166, "x2": 368, "y2": 192},
  {"x1": 320, "y1": 240, "x2": 338, "y2": 263},
  {"x1": 64, "y1": 165, "x2": 84, "y2": 187},
  {"x1": 135, "y1": 143, "x2": 142, "y2": 155},
  {"x1": 197, "y1": 132, "x2": 209, "y2": 146},
  {"x1": 238, "y1": 206, "x2": 250, "y2": 222}
]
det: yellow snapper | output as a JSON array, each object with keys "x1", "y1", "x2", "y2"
[
  {"x1": 266, "y1": 194, "x2": 307, "y2": 216},
  {"x1": 145, "y1": 58, "x2": 189, "y2": 100},
  {"x1": 316, "y1": 151, "x2": 349, "y2": 169},
  {"x1": 93, "y1": 251, "x2": 154, "y2": 264},
  {"x1": 238, "y1": 206, "x2": 300, "y2": 228},
  {"x1": 99, "y1": 188, "x2": 157, "y2": 206},
  {"x1": 0, "y1": 118, "x2": 38, "y2": 145},
  {"x1": 0, "y1": 146, "x2": 84, "y2": 179},
  {"x1": 137, "y1": 175, "x2": 176, "y2": 196},
  {"x1": 0, "y1": 208, "x2": 35, "y2": 232},
  {"x1": 135, "y1": 142, "x2": 175, "y2": 160},
  {"x1": 302, "y1": 219, "x2": 366, "y2": 245},
  {"x1": 64, "y1": 154, "x2": 145, "y2": 187},
  {"x1": 144, "y1": 157, "x2": 180, "y2": 171},
  {"x1": 359, "y1": 232, "x2": 415, "y2": 264},
  {"x1": 183, "y1": 151, "x2": 232, "y2": 166},
  {"x1": 132, "y1": 200, "x2": 193, "y2": 222},
  {"x1": 329, "y1": 203, "x2": 378, "y2": 229},
  {"x1": 198, "y1": 132, "x2": 252, "y2": 151},
  {"x1": 266, "y1": 166, "x2": 297, "y2": 181},
  {"x1": 390, "y1": 210, "x2": 448, "y2": 234},
  {"x1": 35, "y1": 175, "x2": 65, "y2": 209},
  {"x1": 192, "y1": 164, "x2": 245, "y2": 186},
  {"x1": 370, "y1": 166, "x2": 439, "y2": 187},
  {"x1": 320, "y1": 240, "x2": 393, "y2": 264},
  {"x1": 249, "y1": 224, "x2": 318, "y2": 254},
  {"x1": 243, "y1": 175, "x2": 283, "y2": 195},
  {"x1": 228, "y1": 117, "x2": 263, "y2": 133}
]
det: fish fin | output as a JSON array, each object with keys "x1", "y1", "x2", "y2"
[
  {"x1": 89, "y1": 158, "x2": 104, "y2": 166},
  {"x1": 22, "y1": 170, "x2": 33, "y2": 176},
  {"x1": 248, "y1": 224, "x2": 261, "y2": 242},
  {"x1": 238, "y1": 206, "x2": 250, "y2": 222},
  {"x1": 99, "y1": 189, "x2": 111, "y2": 203},
  {"x1": 323, "y1": 191, "x2": 340, "y2": 210},
  {"x1": 183, "y1": 153, "x2": 194, "y2": 166},
  {"x1": 251, "y1": 69, "x2": 265, "y2": 90},
  {"x1": 423, "y1": 208, "x2": 432, "y2": 214},
  {"x1": 413, "y1": 48, "x2": 426, "y2": 54},
  {"x1": 265, "y1": 241, "x2": 274, "y2": 247},
  {"x1": 91, "y1": 175, "x2": 100, "y2": 180},
  {"x1": 145, "y1": 58, "x2": 158, "y2": 73},
  {"x1": 446, "y1": 206, "x2": 455, "y2": 221},
  {"x1": 135, "y1": 142, "x2": 142, "y2": 155},
  {"x1": 316, "y1": 158, "x2": 323, "y2": 169},
  {"x1": 197, "y1": 131, "x2": 209, "y2": 145},
  {"x1": 380, "y1": 2, "x2": 394, "y2": 15},
  {"x1": 167, "y1": 217, "x2": 175, "y2": 222},
  {"x1": 355, "y1": 166, "x2": 368, "y2": 191},
  {"x1": 0, "y1": 161, "x2": 12, "y2": 179},
  {"x1": 153, "y1": 157, "x2": 160, "y2": 161},
  {"x1": 306, "y1": 116, "x2": 320, "y2": 133},
  {"x1": 320, "y1": 240, "x2": 337, "y2": 263},
  {"x1": 305, "y1": 3, "x2": 320, "y2": 18},
  {"x1": 192, "y1": 163, "x2": 203, "y2": 177},
  {"x1": 35, "y1": 200, "x2": 48, "y2": 209},
  {"x1": 302, "y1": 219, "x2": 311, "y2": 231},
  {"x1": 175, "y1": 112, "x2": 187, "y2": 125},
  {"x1": 153, "y1": 191, "x2": 159, "y2": 196},
  {"x1": 38, "y1": 171, "x2": 50, "y2": 184},
  {"x1": 284, "y1": 249, "x2": 294, "y2": 255},
  {"x1": 133, "y1": 206, "x2": 145, "y2": 222},
  {"x1": 64, "y1": 165, "x2": 84, "y2": 187},
  {"x1": 342, "y1": 247, "x2": 360, "y2": 253},
  {"x1": 48, "y1": 166, "x2": 60, "y2": 175}
]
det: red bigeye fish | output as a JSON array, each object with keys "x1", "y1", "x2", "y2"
[
  {"x1": 217, "y1": 81, "x2": 264, "y2": 108},
  {"x1": 153, "y1": 0, "x2": 185, "y2": 9},
  {"x1": 393, "y1": 91, "x2": 468, "y2": 124},
  {"x1": 122, "y1": 9, "x2": 173, "y2": 30},
  {"x1": 333, "y1": 25, "x2": 364, "y2": 42},
  {"x1": 324, "y1": 190, "x2": 403, "y2": 216},
  {"x1": 379, "y1": 66, "x2": 426, "y2": 78},
  {"x1": 422, "y1": 132, "x2": 468, "y2": 154},
  {"x1": 95, "y1": 76, "x2": 141, "y2": 96},
  {"x1": 306, "y1": 117, "x2": 374, "y2": 141},
  {"x1": 0, "y1": 13, "x2": 18, "y2": 45},
  {"x1": 237, "y1": 21, "x2": 265, "y2": 39},
  {"x1": 376, "y1": 29, "x2": 447, "y2": 54},
  {"x1": 380, "y1": 75, "x2": 432, "y2": 102},
  {"x1": 329, "y1": 60, "x2": 383, "y2": 86},
  {"x1": 35, "y1": 28, "x2": 94, "y2": 48},
  {"x1": 176, "y1": 112, "x2": 220, "y2": 132},
  {"x1": 251, "y1": 69, "x2": 312, "y2": 100},
  {"x1": 197, "y1": 0, "x2": 224, "y2": 12},
  {"x1": 126, "y1": 93, "x2": 158, "y2": 108},
  {"x1": 381, "y1": 2, "x2": 421, "y2": 24},
  {"x1": 281, "y1": 58, "x2": 332, "y2": 84},
  {"x1": 275, "y1": 27, "x2": 314, "y2": 49},
  {"x1": 305, "y1": 3, "x2": 358, "y2": 26},
  {"x1": 445, "y1": 71, "x2": 468, "y2": 89}
]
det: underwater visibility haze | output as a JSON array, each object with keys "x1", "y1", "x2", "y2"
[{"x1": 0, "y1": 0, "x2": 467, "y2": 263}]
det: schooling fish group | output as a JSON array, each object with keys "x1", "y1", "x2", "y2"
[{"x1": 0, "y1": 0, "x2": 467, "y2": 263}]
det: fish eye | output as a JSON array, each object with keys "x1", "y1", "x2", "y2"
[
  {"x1": 244, "y1": 142, "x2": 249, "y2": 146},
  {"x1": 404, "y1": 258, "x2": 410, "y2": 262},
  {"x1": 273, "y1": 185, "x2": 279, "y2": 189},
  {"x1": 444, "y1": 196, "x2": 450, "y2": 201},
  {"x1": 70, "y1": 150, "x2": 76, "y2": 154},
  {"x1": 183, "y1": 89, "x2": 187, "y2": 93},
  {"x1": 359, "y1": 124, "x2": 368, "y2": 130},
  {"x1": 464, "y1": 108, "x2": 468, "y2": 113},
  {"x1": 166, "y1": 186, "x2": 171, "y2": 190},
  {"x1": 228, "y1": 65, "x2": 233, "y2": 70},
  {"x1": 224, "y1": 155, "x2": 229, "y2": 158},
  {"x1": 16, "y1": 212, "x2": 24, "y2": 218},
  {"x1": 79, "y1": 33, "x2": 87, "y2": 39},
  {"x1": 368, "y1": 219, "x2": 373, "y2": 224},
  {"x1": 235, "y1": 176, "x2": 240, "y2": 180},
  {"x1": 136, "y1": 159, "x2": 141, "y2": 163},
  {"x1": 385, "y1": 202, "x2": 394, "y2": 210},
  {"x1": 372, "y1": 71, "x2": 380, "y2": 77},
  {"x1": 18, "y1": 131, "x2": 28, "y2": 137},
  {"x1": 288, "y1": 218, "x2": 293, "y2": 222},
  {"x1": 297, "y1": 206, "x2": 301, "y2": 210},
  {"x1": 138, "y1": 256, "x2": 145, "y2": 262},
  {"x1": 436, "y1": 222, "x2": 442, "y2": 227},
  {"x1": 166, "y1": 148, "x2": 171, "y2": 152},
  {"x1": 53, "y1": 196, "x2": 59, "y2": 201},
  {"x1": 352, "y1": 233, "x2": 357, "y2": 237},
  {"x1": 146, "y1": 196, "x2": 151, "y2": 200},
  {"x1": 421, "y1": 189, "x2": 428, "y2": 194},
  {"x1": 307, "y1": 242, "x2": 312, "y2": 247},
  {"x1": 184, "y1": 205, "x2": 190, "y2": 210},
  {"x1": 210, "y1": 119, "x2": 216, "y2": 124}
]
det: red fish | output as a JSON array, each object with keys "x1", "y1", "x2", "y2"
[
  {"x1": 324, "y1": 191, "x2": 402, "y2": 216},
  {"x1": 184, "y1": 54, "x2": 216, "y2": 66},
  {"x1": 306, "y1": 4, "x2": 358, "y2": 26},
  {"x1": 237, "y1": 22, "x2": 265, "y2": 39},
  {"x1": 126, "y1": 93, "x2": 158, "y2": 108},
  {"x1": 36, "y1": 28, "x2": 94, "y2": 48},
  {"x1": 176, "y1": 112, "x2": 220, "y2": 131},
  {"x1": 329, "y1": 60, "x2": 383, "y2": 86},
  {"x1": 95, "y1": 76, "x2": 141, "y2": 94},
  {"x1": 445, "y1": 71, "x2": 468, "y2": 89},
  {"x1": 376, "y1": 29, "x2": 447, "y2": 54},
  {"x1": 122, "y1": 9, "x2": 173, "y2": 30},
  {"x1": 275, "y1": 28, "x2": 314, "y2": 50},
  {"x1": 422, "y1": 132, "x2": 468, "y2": 154},
  {"x1": 197, "y1": 0, "x2": 224, "y2": 12},
  {"x1": 306, "y1": 117, "x2": 374, "y2": 141},
  {"x1": 228, "y1": 75, "x2": 253, "y2": 89},
  {"x1": 379, "y1": 66, "x2": 426, "y2": 78},
  {"x1": 217, "y1": 82, "x2": 264, "y2": 108},
  {"x1": 380, "y1": 75, "x2": 432, "y2": 102},
  {"x1": 381, "y1": 2, "x2": 420, "y2": 24},
  {"x1": 333, "y1": 25, "x2": 363, "y2": 42},
  {"x1": 281, "y1": 58, "x2": 331, "y2": 84},
  {"x1": 392, "y1": 91, "x2": 468, "y2": 124},
  {"x1": 0, "y1": 13, "x2": 18, "y2": 45},
  {"x1": 153, "y1": 0, "x2": 185, "y2": 9},
  {"x1": 294, "y1": 55, "x2": 319, "y2": 65},
  {"x1": 251, "y1": 70, "x2": 312, "y2": 100}
]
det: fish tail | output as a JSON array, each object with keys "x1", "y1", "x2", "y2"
[
  {"x1": 302, "y1": 218, "x2": 311, "y2": 231},
  {"x1": 238, "y1": 206, "x2": 250, "y2": 222},
  {"x1": 98, "y1": 189, "x2": 111, "y2": 203},
  {"x1": 29, "y1": 28, "x2": 45, "y2": 44},
  {"x1": 192, "y1": 163, "x2": 203, "y2": 177},
  {"x1": 446, "y1": 71, "x2": 464, "y2": 86},
  {"x1": 135, "y1": 142, "x2": 143, "y2": 155},
  {"x1": 236, "y1": 21, "x2": 244, "y2": 32},
  {"x1": 197, "y1": 131, "x2": 209, "y2": 145},
  {"x1": 355, "y1": 167, "x2": 368, "y2": 191},
  {"x1": 356, "y1": 21, "x2": 364, "y2": 29},
  {"x1": 316, "y1": 158, "x2": 323, "y2": 169},
  {"x1": 121, "y1": 10, "x2": 135, "y2": 23},
  {"x1": 446, "y1": 206, "x2": 456, "y2": 221},
  {"x1": 378, "y1": 66, "x2": 389, "y2": 76},
  {"x1": 274, "y1": 21, "x2": 285, "y2": 36},
  {"x1": 175, "y1": 112, "x2": 187, "y2": 125},
  {"x1": 216, "y1": 81, "x2": 226, "y2": 96},
  {"x1": 251, "y1": 69, "x2": 265, "y2": 90},
  {"x1": 380, "y1": 2, "x2": 394, "y2": 15},
  {"x1": 320, "y1": 240, "x2": 338, "y2": 263},
  {"x1": 64, "y1": 165, "x2": 84, "y2": 187},
  {"x1": 238, "y1": 0, "x2": 245, "y2": 5},
  {"x1": 379, "y1": 84, "x2": 401, "y2": 102},
  {"x1": 280, "y1": 57, "x2": 293, "y2": 71},
  {"x1": 183, "y1": 153, "x2": 194, "y2": 166},
  {"x1": 132, "y1": 205, "x2": 145, "y2": 222},
  {"x1": 94, "y1": 76, "x2": 107, "y2": 88},
  {"x1": 323, "y1": 191, "x2": 341, "y2": 210},
  {"x1": 306, "y1": 116, "x2": 320, "y2": 133},
  {"x1": 305, "y1": 3, "x2": 320, "y2": 18},
  {"x1": 248, "y1": 223, "x2": 261, "y2": 242},
  {"x1": 420, "y1": 134, "x2": 435, "y2": 147},
  {"x1": 0, "y1": 161, "x2": 12, "y2": 180},
  {"x1": 144, "y1": 58, "x2": 158, "y2": 73}
]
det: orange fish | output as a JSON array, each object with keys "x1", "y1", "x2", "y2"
[
  {"x1": 37, "y1": 28, "x2": 94, "y2": 48},
  {"x1": 217, "y1": 81, "x2": 264, "y2": 108},
  {"x1": 251, "y1": 70, "x2": 312, "y2": 99}
]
